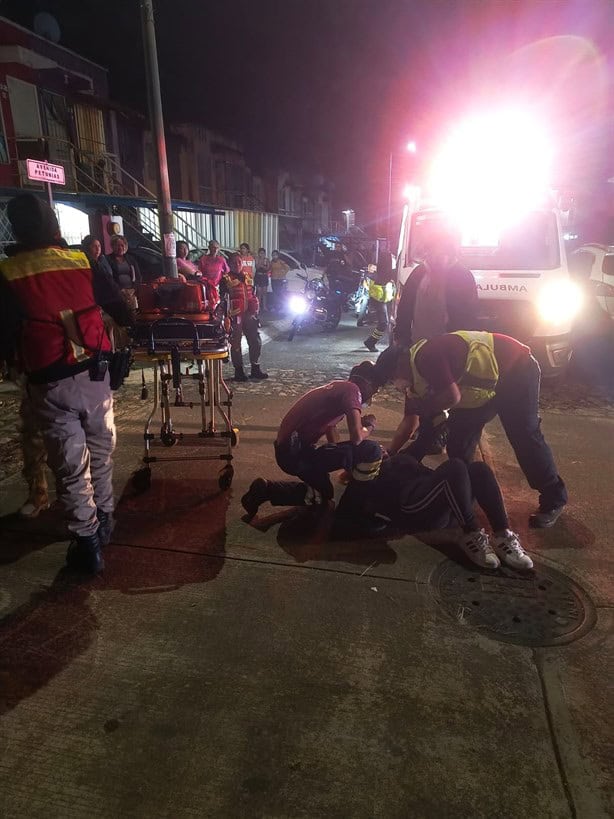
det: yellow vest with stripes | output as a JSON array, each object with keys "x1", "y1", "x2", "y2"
[
  {"x1": 409, "y1": 331, "x2": 499, "y2": 409},
  {"x1": 368, "y1": 279, "x2": 395, "y2": 303}
]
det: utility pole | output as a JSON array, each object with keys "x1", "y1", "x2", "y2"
[{"x1": 140, "y1": 0, "x2": 178, "y2": 279}]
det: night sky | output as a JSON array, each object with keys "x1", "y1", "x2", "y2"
[{"x1": 2, "y1": 0, "x2": 613, "y2": 224}]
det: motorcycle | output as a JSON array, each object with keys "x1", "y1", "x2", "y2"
[
  {"x1": 287, "y1": 272, "x2": 342, "y2": 341},
  {"x1": 325, "y1": 264, "x2": 370, "y2": 316}
]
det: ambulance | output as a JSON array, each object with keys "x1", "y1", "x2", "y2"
[{"x1": 395, "y1": 111, "x2": 584, "y2": 376}]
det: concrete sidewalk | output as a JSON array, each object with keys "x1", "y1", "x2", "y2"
[{"x1": 0, "y1": 371, "x2": 613, "y2": 817}]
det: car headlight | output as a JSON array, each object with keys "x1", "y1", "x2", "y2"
[
  {"x1": 537, "y1": 280, "x2": 584, "y2": 324},
  {"x1": 288, "y1": 294, "x2": 308, "y2": 315}
]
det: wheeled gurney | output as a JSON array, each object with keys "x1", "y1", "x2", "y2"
[{"x1": 129, "y1": 280, "x2": 238, "y2": 491}]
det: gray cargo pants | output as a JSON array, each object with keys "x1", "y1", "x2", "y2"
[
  {"x1": 230, "y1": 311, "x2": 262, "y2": 368},
  {"x1": 28, "y1": 370, "x2": 116, "y2": 537}
]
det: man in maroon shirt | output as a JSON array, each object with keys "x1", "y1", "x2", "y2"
[
  {"x1": 378, "y1": 331, "x2": 568, "y2": 528},
  {"x1": 241, "y1": 361, "x2": 384, "y2": 520}
]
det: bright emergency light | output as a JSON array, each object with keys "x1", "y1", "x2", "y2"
[
  {"x1": 537, "y1": 280, "x2": 584, "y2": 325},
  {"x1": 427, "y1": 110, "x2": 553, "y2": 237}
]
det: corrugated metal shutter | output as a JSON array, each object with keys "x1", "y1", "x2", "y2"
[
  {"x1": 74, "y1": 104, "x2": 106, "y2": 154},
  {"x1": 214, "y1": 209, "x2": 278, "y2": 253}
]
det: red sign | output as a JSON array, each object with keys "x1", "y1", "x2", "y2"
[{"x1": 26, "y1": 159, "x2": 66, "y2": 185}]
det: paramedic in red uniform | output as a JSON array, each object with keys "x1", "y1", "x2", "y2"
[
  {"x1": 224, "y1": 252, "x2": 268, "y2": 381},
  {"x1": 0, "y1": 195, "x2": 132, "y2": 574}
]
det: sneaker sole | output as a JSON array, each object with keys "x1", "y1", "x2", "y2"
[{"x1": 460, "y1": 549, "x2": 500, "y2": 570}]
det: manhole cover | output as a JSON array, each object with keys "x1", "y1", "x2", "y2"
[{"x1": 430, "y1": 560, "x2": 596, "y2": 646}]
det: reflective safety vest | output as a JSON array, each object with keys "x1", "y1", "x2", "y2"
[
  {"x1": 368, "y1": 279, "x2": 395, "y2": 303},
  {"x1": 409, "y1": 331, "x2": 499, "y2": 409},
  {"x1": 0, "y1": 246, "x2": 111, "y2": 380},
  {"x1": 224, "y1": 271, "x2": 255, "y2": 316}
]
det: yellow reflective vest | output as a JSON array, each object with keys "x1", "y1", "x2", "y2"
[
  {"x1": 409, "y1": 331, "x2": 499, "y2": 409},
  {"x1": 368, "y1": 279, "x2": 395, "y2": 303}
]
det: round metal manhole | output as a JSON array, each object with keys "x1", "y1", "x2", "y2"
[{"x1": 430, "y1": 560, "x2": 596, "y2": 646}]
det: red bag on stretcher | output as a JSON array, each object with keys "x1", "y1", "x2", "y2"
[{"x1": 136, "y1": 281, "x2": 213, "y2": 321}]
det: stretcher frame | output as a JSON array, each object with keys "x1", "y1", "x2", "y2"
[{"x1": 131, "y1": 341, "x2": 238, "y2": 491}]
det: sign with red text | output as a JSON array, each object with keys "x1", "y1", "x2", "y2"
[{"x1": 26, "y1": 159, "x2": 66, "y2": 185}]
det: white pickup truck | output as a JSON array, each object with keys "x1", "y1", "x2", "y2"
[{"x1": 396, "y1": 200, "x2": 582, "y2": 376}]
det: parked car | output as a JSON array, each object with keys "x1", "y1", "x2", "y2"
[{"x1": 571, "y1": 244, "x2": 614, "y2": 320}]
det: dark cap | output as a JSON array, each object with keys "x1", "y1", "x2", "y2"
[
  {"x1": 372, "y1": 344, "x2": 404, "y2": 386},
  {"x1": 6, "y1": 194, "x2": 60, "y2": 247},
  {"x1": 350, "y1": 359, "x2": 378, "y2": 380}
]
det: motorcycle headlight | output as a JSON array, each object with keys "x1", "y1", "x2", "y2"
[
  {"x1": 289, "y1": 294, "x2": 309, "y2": 315},
  {"x1": 537, "y1": 280, "x2": 584, "y2": 324}
]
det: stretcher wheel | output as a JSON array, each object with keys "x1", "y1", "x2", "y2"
[
  {"x1": 218, "y1": 465, "x2": 234, "y2": 490},
  {"x1": 161, "y1": 425, "x2": 178, "y2": 447},
  {"x1": 230, "y1": 427, "x2": 239, "y2": 447},
  {"x1": 132, "y1": 467, "x2": 151, "y2": 492}
]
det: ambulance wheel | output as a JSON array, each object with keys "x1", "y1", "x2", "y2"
[
  {"x1": 132, "y1": 467, "x2": 151, "y2": 492},
  {"x1": 230, "y1": 427, "x2": 239, "y2": 447},
  {"x1": 218, "y1": 465, "x2": 234, "y2": 490}
]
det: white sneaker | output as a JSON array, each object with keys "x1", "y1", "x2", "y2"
[
  {"x1": 492, "y1": 530, "x2": 534, "y2": 570},
  {"x1": 458, "y1": 529, "x2": 500, "y2": 569}
]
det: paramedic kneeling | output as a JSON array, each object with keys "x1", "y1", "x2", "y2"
[
  {"x1": 241, "y1": 361, "x2": 383, "y2": 520},
  {"x1": 0, "y1": 195, "x2": 129, "y2": 574},
  {"x1": 386, "y1": 331, "x2": 568, "y2": 528}
]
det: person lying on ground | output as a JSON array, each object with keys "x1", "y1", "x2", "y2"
[{"x1": 335, "y1": 450, "x2": 533, "y2": 570}]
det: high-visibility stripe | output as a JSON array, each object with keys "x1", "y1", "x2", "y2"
[
  {"x1": 459, "y1": 372, "x2": 498, "y2": 390},
  {"x1": 0, "y1": 248, "x2": 90, "y2": 281},
  {"x1": 352, "y1": 459, "x2": 382, "y2": 481}
]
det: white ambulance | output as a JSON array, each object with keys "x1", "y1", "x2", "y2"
[
  {"x1": 396, "y1": 196, "x2": 582, "y2": 376},
  {"x1": 395, "y1": 110, "x2": 585, "y2": 376}
]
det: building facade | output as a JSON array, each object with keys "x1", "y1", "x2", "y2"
[{"x1": 0, "y1": 16, "x2": 333, "y2": 259}]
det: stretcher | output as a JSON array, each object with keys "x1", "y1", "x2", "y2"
[{"x1": 129, "y1": 281, "x2": 238, "y2": 491}]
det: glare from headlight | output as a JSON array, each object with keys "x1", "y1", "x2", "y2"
[
  {"x1": 289, "y1": 294, "x2": 308, "y2": 315},
  {"x1": 537, "y1": 280, "x2": 584, "y2": 324}
]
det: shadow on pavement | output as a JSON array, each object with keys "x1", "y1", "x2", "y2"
[
  {"x1": 0, "y1": 506, "x2": 67, "y2": 565},
  {"x1": 273, "y1": 508, "x2": 397, "y2": 566},
  {"x1": 0, "y1": 473, "x2": 230, "y2": 715}
]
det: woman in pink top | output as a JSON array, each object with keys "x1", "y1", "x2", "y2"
[
  {"x1": 176, "y1": 241, "x2": 199, "y2": 279},
  {"x1": 198, "y1": 240, "x2": 229, "y2": 308}
]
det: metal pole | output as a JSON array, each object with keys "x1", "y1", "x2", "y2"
[
  {"x1": 387, "y1": 152, "x2": 393, "y2": 248},
  {"x1": 46, "y1": 182, "x2": 53, "y2": 208},
  {"x1": 140, "y1": 0, "x2": 178, "y2": 279}
]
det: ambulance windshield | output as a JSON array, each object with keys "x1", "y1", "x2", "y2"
[{"x1": 409, "y1": 210, "x2": 561, "y2": 271}]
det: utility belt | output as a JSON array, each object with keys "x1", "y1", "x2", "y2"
[{"x1": 90, "y1": 348, "x2": 132, "y2": 390}]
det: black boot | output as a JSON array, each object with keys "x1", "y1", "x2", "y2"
[
  {"x1": 66, "y1": 532, "x2": 104, "y2": 574},
  {"x1": 97, "y1": 509, "x2": 115, "y2": 547},
  {"x1": 233, "y1": 367, "x2": 248, "y2": 382},
  {"x1": 267, "y1": 481, "x2": 310, "y2": 506},
  {"x1": 250, "y1": 363, "x2": 269, "y2": 380},
  {"x1": 364, "y1": 337, "x2": 377, "y2": 352},
  {"x1": 241, "y1": 478, "x2": 270, "y2": 520}
]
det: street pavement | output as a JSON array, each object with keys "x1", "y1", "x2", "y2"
[{"x1": 1, "y1": 313, "x2": 613, "y2": 818}]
